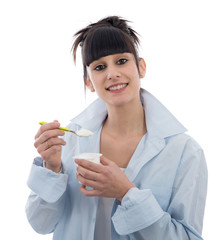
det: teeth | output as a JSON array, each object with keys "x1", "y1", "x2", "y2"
[{"x1": 108, "y1": 83, "x2": 127, "y2": 91}]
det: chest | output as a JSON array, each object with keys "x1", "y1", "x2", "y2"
[{"x1": 100, "y1": 132, "x2": 144, "y2": 168}]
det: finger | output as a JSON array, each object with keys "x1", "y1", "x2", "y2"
[
  {"x1": 75, "y1": 159, "x2": 103, "y2": 173},
  {"x1": 79, "y1": 184, "x2": 102, "y2": 197},
  {"x1": 77, "y1": 173, "x2": 98, "y2": 187},
  {"x1": 34, "y1": 129, "x2": 65, "y2": 148},
  {"x1": 100, "y1": 155, "x2": 113, "y2": 166},
  {"x1": 40, "y1": 145, "x2": 62, "y2": 160},
  {"x1": 77, "y1": 170, "x2": 107, "y2": 193},
  {"x1": 77, "y1": 165, "x2": 101, "y2": 181},
  {"x1": 36, "y1": 137, "x2": 66, "y2": 153},
  {"x1": 35, "y1": 121, "x2": 60, "y2": 139}
]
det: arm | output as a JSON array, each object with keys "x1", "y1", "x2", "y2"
[
  {"x1": 26, "y1": 120, "x2": 83, "y2": 234},
  {"x1": 25, "y1": 159, "x2": 68, "y2": 234},
  {"x1": 112, "y1": 145, "x2": 207, "y2": 239},
  {"x1": 26, "y1": 190, "x2": 65, "y2": 234}
]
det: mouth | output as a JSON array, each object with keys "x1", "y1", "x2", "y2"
[{"x1": 106, "y1": 83, "x2": 128, "y2": 91}]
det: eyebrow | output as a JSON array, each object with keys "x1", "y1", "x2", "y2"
[{"x1": 93, "y1": 53, "x2": 132, "y2": 62}]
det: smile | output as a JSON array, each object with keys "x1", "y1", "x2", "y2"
[{"x1": 106, "y1": 83, "x2": 128, "y2": 91}]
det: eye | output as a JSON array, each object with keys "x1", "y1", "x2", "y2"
[
  {"x1": 117, "y1": 58, "x2": 128, "y2": 65},
  {"x1": 94, "y1": 64, "x2": 106, "y2": 71}
]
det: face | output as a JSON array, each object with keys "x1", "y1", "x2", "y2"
[{"x1": 86, "y1": 53, "x2": 146, "y2": 107}]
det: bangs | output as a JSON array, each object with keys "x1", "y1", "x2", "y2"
[{"x1": 82, "y1": 26, "x2": 135, "y2": 66}]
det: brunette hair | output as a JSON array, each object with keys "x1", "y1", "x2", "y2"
[{"x1": 72, "y1": 16, "x2": 140, "y2": 82}]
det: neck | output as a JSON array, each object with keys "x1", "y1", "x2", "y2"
[{"x1": 103, "y1": 98, "x2": 147, "y2": 138}]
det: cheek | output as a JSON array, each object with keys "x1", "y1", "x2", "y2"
[
  {"x1": 130, "y1": 74, "x2": 141, "y2": 91},
  {"x1": 128, "y1": 67, "x2": 141, "y2": 84},
  {"x1": 91, "y1": 79, "x2": 100, "y2": 90},
  {"x1": 90, "y1": 73, "x2": 106, "y2": 89},
  {"x1": 90, "y1": 79, "x2": 105, "y2": 96}
]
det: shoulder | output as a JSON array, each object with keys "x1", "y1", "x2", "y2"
[
  {"x1": 164, "y1": 133, "x2": 205, "y2": 167},
  {"x1": 166, "y1": 133, "x2": 202, "y2": 151},
  {"x1": 167, "y1": 133, "x2": 206, "y2": 171}
]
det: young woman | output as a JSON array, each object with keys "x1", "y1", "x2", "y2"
[{"x1": 26, "y1": 16, "x2": 207, "y2": 240}]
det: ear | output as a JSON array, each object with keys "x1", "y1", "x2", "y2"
[
  {"x1": 84, "y1": 75, "x2": 95, "y2": 92},
  {"x1": 138, "y1": 58, "x2": 146, "y2": 79}
]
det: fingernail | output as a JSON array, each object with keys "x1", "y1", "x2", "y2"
[
  {"x1": 54, "y1": 122, "x2": 60, "y2": 127},
  {"x1": 75, "y1": 159, "x2": 79, "y2": 164}
]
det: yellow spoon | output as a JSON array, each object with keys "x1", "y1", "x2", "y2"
[{"x1": 39, "y1": 121, "x2": 93, "y2": 137}]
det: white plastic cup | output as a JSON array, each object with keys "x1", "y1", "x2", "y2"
[
  {"x1": 73, "y1": 153, "x2": 102, "y2": 185},
  {"x1": 73, "y1": 153, "x2": 102, "y2": 164}
]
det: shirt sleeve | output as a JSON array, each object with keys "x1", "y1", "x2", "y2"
[
  {"x1": 25, "y1": 157, "x2": 68, "y2": 234},
  {"x1": 27, "y1": 157, "x2": 68, "y2": 203},
  {"x1": 112, "y1": 142, "x2": 207, "y2": 239}
]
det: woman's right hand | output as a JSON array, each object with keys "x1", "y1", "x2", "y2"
[{"x1": 34, "y1": 120, "x2": 66, "y2": 173}]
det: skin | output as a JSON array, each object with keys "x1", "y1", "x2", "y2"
[
  {"x1": 75, "y1": 156, "x2": 135, "y2": 201},
  {"x1": 77, "y1": 53, "x2": 147, "y2": 201},
  {"x1": 34, "y1": 120, "x2": 66, "y2": 173},
  {"x1": 34, "y1": 52, "x2": 147, "y2": 201}
]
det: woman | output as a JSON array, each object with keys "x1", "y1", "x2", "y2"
[{"x1": 26, "y1": 16, "x2": 207, "y2": 239}]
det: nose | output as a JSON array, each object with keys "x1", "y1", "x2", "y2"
[{"x1": 106, "y1": 65, "x2": 121, "y2": 80}]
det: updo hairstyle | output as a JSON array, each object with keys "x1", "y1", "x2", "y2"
[{"x1": 72, "y1": 16, "x2": 141, "y2": 83}]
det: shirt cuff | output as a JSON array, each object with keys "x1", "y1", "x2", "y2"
[
  {"x1": 112, "y1": 187, "x2": 164, "y2": 235},
  {"x1": 27, "y1": 157, "x2": 68, "y2": 203}
]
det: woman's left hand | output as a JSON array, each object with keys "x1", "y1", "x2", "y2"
[{"x1": 75, "y1": 156, "x2": 135, "y2": 201}]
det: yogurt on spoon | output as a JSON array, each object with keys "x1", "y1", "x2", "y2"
[{"x1": 76, "y1": 128, "x2": 94, "y2": 137}]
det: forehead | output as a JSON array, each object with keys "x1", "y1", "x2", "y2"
[{"x1": 83, "y1": 26, "x2": 135, "y2": 66}]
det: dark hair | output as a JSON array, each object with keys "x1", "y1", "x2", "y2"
[{"x1": 72, "y1": 16, "x2": 140, "y2": 82}]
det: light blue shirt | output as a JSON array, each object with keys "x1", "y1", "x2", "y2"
[{"x1": 26, "y1": 88, "x2": 207, "y2": 240}]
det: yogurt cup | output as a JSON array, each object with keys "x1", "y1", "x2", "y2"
[
  {"x1": 73, "y1": 153, "x2": 102, "y2": 164},
  {"x1": 73, "y1": 153, "x2": 102, "y2": 185}
]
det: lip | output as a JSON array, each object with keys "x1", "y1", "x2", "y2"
[{"x1": 106, "y1": 83, "x2": 128, "y2": 91}]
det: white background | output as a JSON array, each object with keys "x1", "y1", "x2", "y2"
[{"x1": 0, "y1": 0, "x2": 222, "y2": 239}]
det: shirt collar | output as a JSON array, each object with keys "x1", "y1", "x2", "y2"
[
  {"x1": 70, "y1": 88, "x2": 187, "y2": 139},
  {"x1": 140, "y1": 88, "x2": 187, "y2": 138}
]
